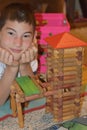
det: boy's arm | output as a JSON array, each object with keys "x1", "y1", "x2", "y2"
[
  {"x1": 0, "y1": 48, "x2": 19, "y2": 105},
  {"x1": 0, "y1": 65, "x2": 18, "y2": 106}
]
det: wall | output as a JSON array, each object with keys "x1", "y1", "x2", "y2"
[{"x1": 0, "y1": 0, "x2": 29, "y2": 10}]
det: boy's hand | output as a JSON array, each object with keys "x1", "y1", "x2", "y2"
[
  {"x1": 20, "y1": 45, "x2": 38, "y2": 64},
  {"x1": 19, "y1": 45, "x2": 38, "y2": 77},
  {"x1": 0, "y1": 47, "x2": 18, "y2": 66}
]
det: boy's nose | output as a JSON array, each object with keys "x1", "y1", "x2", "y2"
[{"x1": 15, "y1": 37, "x2": 22, "y2": 46}]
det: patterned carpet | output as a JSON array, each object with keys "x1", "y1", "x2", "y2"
[{"x1": 0, "y1": 108, "x2": 57, "y2": 130}]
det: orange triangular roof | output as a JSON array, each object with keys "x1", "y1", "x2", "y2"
[{"x1": 44, "y1": 32, "x2": 87, "y2": 49}]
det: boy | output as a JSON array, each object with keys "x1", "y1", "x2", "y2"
[{"x1": 0, "y1": 3, "x2": 38, "y2": 106}]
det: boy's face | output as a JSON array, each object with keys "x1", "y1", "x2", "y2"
[{"x1": 0, "y1": 20, "x2": 35, "y2": 60}]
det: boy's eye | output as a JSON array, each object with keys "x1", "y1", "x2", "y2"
[
  {"x1": 23, "y1": 33, "x2": 32, "y2": 39},
  {"x1": 24, "y1": 34, "x2": 29, "y2": 38},
  {"x1": 8, "y1": 31, "x2": 14, "y2": 36}
]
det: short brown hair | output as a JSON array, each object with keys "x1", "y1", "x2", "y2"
[{"x1": 0, "y1": 3, "x2": 36, "y2": 31}]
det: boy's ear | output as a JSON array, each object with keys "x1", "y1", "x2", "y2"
[
  {"x1": 32, "y1": 30, "x2": 38, "y2": 47},
  {"x1": 33, "y1": 30, "x2": 37, "y2": 40}
]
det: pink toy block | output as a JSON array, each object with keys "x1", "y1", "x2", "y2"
[
  {"x1": 35, "y1": 13, "x2": 70, "y2": 74},
  {"x1": 38, "y1": 65, "x2": 47, "y2": 74},
  {"x1": 35, "y1": 13, "x2": 70, "y2": 27},
  {"x1": 39, "y1": 55, "x2": 47, "y2": 65},
  {"x1": 37, "y1": 55, "x2": 47, "y2": 73}
]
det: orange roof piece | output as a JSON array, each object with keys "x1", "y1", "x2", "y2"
[{"x1": 44, "y1": 32, "x2": 87, "y2": 49}]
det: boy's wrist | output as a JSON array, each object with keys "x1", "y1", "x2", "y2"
[
  {"x1": 19, "y1": 63, "x2": 34, "y2": 77},
  {"x1": 19, "y1": 63, "x2": 29, "y2": 75},
  {"x1": 6, "y1": 64, "x2": 19, "y2": 74}
]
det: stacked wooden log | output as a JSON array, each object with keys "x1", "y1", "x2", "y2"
[{"x1": 46, "y1": 46, "x2": 83, "y2": 122}]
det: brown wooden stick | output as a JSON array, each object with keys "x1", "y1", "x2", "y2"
[
  {"x1": 63, "y1": 115, "x2": 75, "y2": 121},
  {"x1": 16, "y1": 102, "x2": 24, "y2": 128},
  {"x1": 63, "y1": 104, "x2": 75, "y2": 109},
  {"x1": 63, "y1": 100, "x2": 74, "y2": 105},
  {"x1": 10, "y1": 86, "x2": 17, "y2": 117}
]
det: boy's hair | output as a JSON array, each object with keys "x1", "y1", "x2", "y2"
[{"x1": 0, "y1": 3, "x2": 36, "y2": 31}]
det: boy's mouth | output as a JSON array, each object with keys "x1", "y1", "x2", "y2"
[{"x1": 10, "y1": 48, "x2": 22, "y2": 53}]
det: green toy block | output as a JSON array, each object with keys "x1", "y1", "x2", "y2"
[{"x1": 16, "y1": 76, "x2": 41, "y2": 96}]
